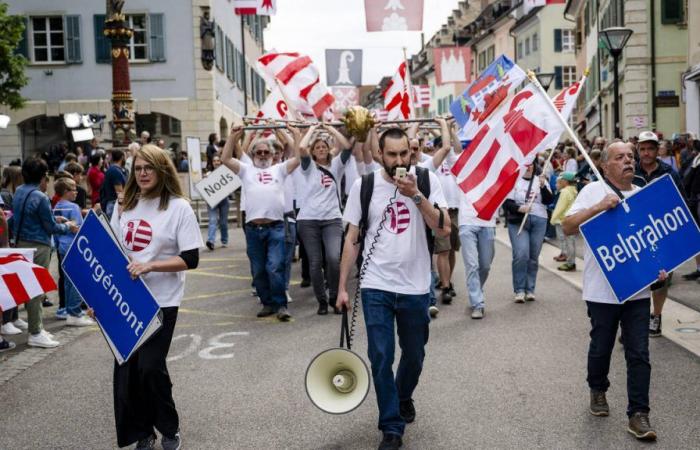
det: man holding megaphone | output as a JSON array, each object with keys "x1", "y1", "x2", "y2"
[{"x1": 337, "y1": 127, "x2": 451, "y2": 450}]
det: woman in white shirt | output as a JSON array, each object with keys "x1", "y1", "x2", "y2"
[
  {"x1": 297, "y1": 124, "x2": 353, "y2": 315},
  {"x1": 110, "y1": 144, "x2": 203, "y2": 450},
  {"x1": 503, "y1": 163, "x2": 554, "y2": 303}
]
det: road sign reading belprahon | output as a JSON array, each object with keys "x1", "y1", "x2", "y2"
[{"x1": 580, "y1": 174, "x2": 700, "y2": 302}]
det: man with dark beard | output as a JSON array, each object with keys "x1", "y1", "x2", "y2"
[{"x1": 337, "y1": 127, "x2": 450, "y2": 450}]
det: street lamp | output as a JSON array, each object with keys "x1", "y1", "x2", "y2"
[
  {"x1": 600, "y1": 27, "x2": 633, "y2": 138},
  {"x1": 536, "y1": 73, "x2": 556, "y2": 92}
]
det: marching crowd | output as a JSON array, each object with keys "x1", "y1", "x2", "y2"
[{"x1": 1, "y1": 120, "x2": 699, "y2": 449}]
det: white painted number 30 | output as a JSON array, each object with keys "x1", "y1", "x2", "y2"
[{"x1": 167, "y1": 332, "x2": 249, "y2": 362}]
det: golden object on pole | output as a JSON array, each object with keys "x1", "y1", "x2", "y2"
[{"x1": 342, "y1": 106, "x2": 375, "y2": 142}]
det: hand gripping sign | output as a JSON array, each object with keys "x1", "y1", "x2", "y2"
[
  {"x1": 580, "y1": 174, "x2": 700, "y2": 302},
  {"x1": 62, "y1": 211, "x2": 162, "y2": 364}
]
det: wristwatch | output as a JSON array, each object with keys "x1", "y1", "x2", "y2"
[{"x1": 412, "y1": 193, "x2": 423, "y2": 205}]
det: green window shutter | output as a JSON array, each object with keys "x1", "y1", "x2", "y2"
[
  {"x1": 94, "y1": 15, "x2": 111, "y2": 63},
  {"x1": 661, "y1": 0, "x2": 684, "y2": 24},
  {"x1": 16, "y1": 16, "x2": 29, "y2": 58},
  {"x1": 236, "y1": 50, "x2": 244, "y2": 89},
  {"x1": 226, "y1": 39, "x2": 234, "y2": 81},
  {"x1": 148, "y1": 13, "x2": 166, "y2": 62},
  {"x1": 554, "y1": 29, "x2": 562, "y2": 52},
  {"x1": 554, "y1": 66, "x2": 563, "y2": 90},
  {"x1": 65, "y1": 15, "x2": 82, "y2": 64},
  {"x1": 215, "y1": 25, "x2": 223, "y2": 72}
]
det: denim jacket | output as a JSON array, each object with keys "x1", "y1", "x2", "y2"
[{"x1": 10, "y1": 184, "x2": 70, "y2": 246}]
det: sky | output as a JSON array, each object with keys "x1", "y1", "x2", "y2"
[{"x1": 264, "y1": 0, "x2": 463, "y2": 88}]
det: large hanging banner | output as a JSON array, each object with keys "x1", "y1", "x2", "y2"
[
  {"x1": 325, "y1": 49, "x2": 363, "y2": 86},
  {"x1": 434, "y1": 47, "x2": 471, "y2": 85},
  {"x1": 365, "y1": 0, "x2": 424, "y2": 32}
]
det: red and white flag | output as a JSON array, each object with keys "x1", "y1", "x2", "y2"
[
  {"x1": 257, "y1": 52, "x2": 335, "y2": 119},
  {"x1": 234, "y1": 0, "x2": 277, "y2": 16},
  {"x1": 383, "y1": 62, "x2": 412, "y2": 120},
  {"x1": 434, "y1": 47, "x2": 471, "y2": 85},
  {"x1": 255, "y1": 87, "x2": 292, "y2": 121},
  {"x1": 0, "y1": 253, "x2": 57, "y2": 312},
  {"x1": 365, "y1": 0, "x2": 424, "y2": 32},
  {"x1": 451, "y1": 76, "x2": 585, "y2": 220},
  {"x1": 413, "y1": 85, "x2": 431, "y2": 108},
  {"x1": 523, "y1": 0, "x2": 566, "y2": 14}
]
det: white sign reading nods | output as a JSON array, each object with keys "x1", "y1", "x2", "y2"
[{"x1": 195, "y1": 165, "x2": 241, "y2": 209}]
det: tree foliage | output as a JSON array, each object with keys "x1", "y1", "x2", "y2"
[{"x1": 0, "y1": 3, "x2": 28, "y2": 109}]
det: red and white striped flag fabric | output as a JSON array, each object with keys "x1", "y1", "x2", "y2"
[
  {"x1": 413, "y1": 85, "x2": 431, "y2": 108},
  {"x1": 383, "y1": 62, "x2": 412, "y2": 121},
  {"x1": 0, "y1": 253, "x2": 57, "y2": 312},
  {"x1": 234, "y1": 0, "x2": 277, "y2": 16},
  {"x1": 255, "y1": 87, "x2": 291, "y2": 121},
  {"x1": 450, "y1": 76, "x2": 585, "y2": 220},
  {"x1": 257, "y1": 52, "x2": 335, "y2": 119}
]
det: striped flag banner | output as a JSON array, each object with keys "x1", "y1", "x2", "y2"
[
  {"x1": 234, "y1": 0, "x2": 277, "y2": 16},
  {"x1": 0, "y1": 252, "x2": 56, "y2": 312}
]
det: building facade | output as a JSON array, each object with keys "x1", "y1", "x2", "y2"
[
  {"x1": 1, "y1": 0, "x2": 268, "y2": 164},
  {"x1": 565, "y1": 0, "x2": 688, "y2": 140}
]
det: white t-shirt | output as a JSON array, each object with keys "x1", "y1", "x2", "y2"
[
  {"x1": 567, "y1": 181, "x2": 649, "y2": 304},
  {"x1": 344, "y1": 157, "x2": 361, "y2": 196},
  {"x1": 435, "y1": 150, "x2": 461, "y2": 209},
  {"x1": 238, "y1": 153, "x2": 253, "y2": 212},
  {"x1": 111, "y1": 197, "x2": 203, "y2": 308},
  {"x1": 292, "y1": 168, "x2": 308, "y2": 210},
  {"x1": 458, "y1": 195, "x2": 497, "y2": 227},
  {"x1": 238, "y1": 161, "x2": 289, "y2": 222},
  {"x1": 506, "y1": 177, "x2": 549, "y2": 219},
  {"x1": 343, "y1": 167, "x2": 447, "y2": 295},
  {"x1": 298, "y1": 155, "x2": 347, "y2": 221},
  {"x1": 565, "y1": 158, "x2": 578, "y2": 173}
]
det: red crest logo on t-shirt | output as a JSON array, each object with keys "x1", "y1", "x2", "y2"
[
  {"x1": 257, "y1": 171, "x2": 273, "y2": 184},
  {"x1": 440, "y1": 163, "x2": 451, "y2": 175},
  {"x1": 124, "y1": 219, "x2": 152, "y2": 252},
  {"x1": 320, "y1": 174, "x2": 333, "y2": 188},
  {"x1": 385, "y1": 202, "x2": 410, "y2": 234}
]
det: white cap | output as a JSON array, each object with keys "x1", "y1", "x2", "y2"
[{"x1": 638, "y1": 131, "x2": 659, "y2": 144}]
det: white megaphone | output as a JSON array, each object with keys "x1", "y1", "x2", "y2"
[{"x1": 305, "y1": 310, "x2": 371, "y2": 414}]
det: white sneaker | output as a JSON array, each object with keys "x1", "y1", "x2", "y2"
[
  {"x1": 514, "y1": 292, "x2": 526, "y2": 303},
  {"x1": 525, "y1": 292, "x2": 536, "y2": 302},
  {"x1": 13, "y1": 318, "x2": 28, "y2": 330},
  {"x1": 28, "y1": 332, "x2": 60, "y2": 348},
  {"x1": 286, "y1": 291, "x2": 293, "y2": 303},
  {"x1": 66, "y1": 315, "x2": 95, "y2": 327},
  {"x1": 1, "y1": 322, "x2": 22, "y2": 335},
  {"x1": 40, "y1": 329, "x2": 56, "y2": 340},
  {"x1": 429, "y1": 305, "x2": 439, "y2": 318}
]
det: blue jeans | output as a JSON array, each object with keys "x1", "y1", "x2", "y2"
[
  {"x1": 284, "y1": 220, "x2": 297, "y2": 289},
  {"x1": 105, "y1": 200, "x2": 116, "y2": 220},
  {"x1": 245, "y1": 223, "x2": 287, "y2": 310},
  {"x1": 60, "y1": 251, "x2": 83, "y2": 317},
  {"x1": 361, "y1": 289, "x2": 430, "y2": 436},
  {"x1": 586, "y1": 298, "x2": 651, "y2": 417},
  {"x1": 429, "y1": 269, "x2": 437, "y2": 307},
  {"x1": 459, "y1": 225, "x2": 495, "y2": 310},
  {"x1": 207, "y1": 198, "x2": 230, "y2": 245},
  {"x1": 507, "y1": 215, "x2": 547, "y2": 294}
]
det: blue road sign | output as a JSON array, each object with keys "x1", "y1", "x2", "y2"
[
  {"x1": 62, "y1": 211, "x2": 161, "y2": 364},
  {"x1": 580, "y1": 174, "x2": 700, "y2": 302}
]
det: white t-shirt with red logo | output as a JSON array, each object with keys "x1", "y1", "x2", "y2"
[
  {"x1": 238, "y1": 161, "x2": 290, "y2": 223},
  {"x1": 436, "y1": 150, "x2": 462, "y2": 209},
  {"x1": 297, "y1": 156, "x2": 347, "y2": 221},
  {"x1": 344, "y1": 167, "x2": 447, "y2": 295},
  {"x1": 111, "y1": 196, "x2": 203, "y2": 308}
]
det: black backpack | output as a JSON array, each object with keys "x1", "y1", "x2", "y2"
[{"x1": 357, "y1": 166, "x2": 438, "y2": 255}]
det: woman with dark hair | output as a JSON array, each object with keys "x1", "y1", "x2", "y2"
[
  {"x1": 206, "y1": 132, "x2": 219, "y2": 171},
  {"x1": 87, "y1": 153, "x2": 105, "y2": 208},
  {"x1": 296, "y1": 124, "x2": 353, "y2": 315},
  {"x1": 10, "y1": 158, "x2": 78, "y2": 348},
  {"x1": 503, "y1": 163, "x2": 554, "y2": 302},
  {"x1": 109, "y1": 144, "x2": 202, "y2": 450}
]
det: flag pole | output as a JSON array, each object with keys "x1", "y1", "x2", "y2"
[
  {"x1": 517, "y1": 72, "x2": 589, "y2": 235},
  {"x1": 403, "y1": 47, "x2": 415, "y2": 119},
  {"x1": 526, "y1": 69, "x2": 605, "y2": 186}
]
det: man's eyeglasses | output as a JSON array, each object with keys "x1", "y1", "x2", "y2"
[
  {"x1": 133, "y1": 165, "x2": 155, "y2": 174},
  {"x1": 255, "y1": 150, "x2": 271, "y2": 157}
]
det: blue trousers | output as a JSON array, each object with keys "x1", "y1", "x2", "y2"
[
  {"x1": 361, "y1": 288, "x2": 430, "y2": 436},
  {"x1": 507, "y1": 215, "x2": 547, "y2": 294},
  {"x1": 245, "y1": 223, "x2": 287, "y2": 310},
  {"x1": 207, "y1": 198, "x2": 230, "y2": 245}
]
